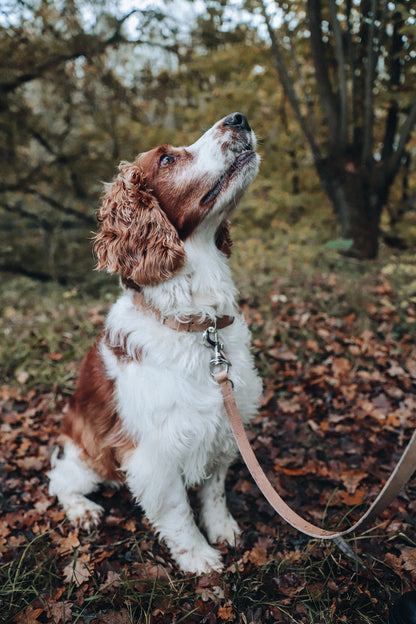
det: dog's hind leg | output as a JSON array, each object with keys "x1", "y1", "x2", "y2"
[{"x1": 48, "y1": 442, "x2": 104, "y2": 531}]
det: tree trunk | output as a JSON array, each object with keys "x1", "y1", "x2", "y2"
[{"x1": 316, "y1": 158, "x2": 388, "y2": 259}]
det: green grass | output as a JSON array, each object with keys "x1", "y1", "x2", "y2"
[
  {"x1": 1, "y1": 531, "x2": 60, "y2": 623},
  {"x1": 1, "y1": 234, "x2": 413, "y2": 394},
  {"x1": 0, "y1": 525, "x2": 399, "y2": 623},
  {"x1": 0, "y1": 274, "x2": 118, "y2": 393}
]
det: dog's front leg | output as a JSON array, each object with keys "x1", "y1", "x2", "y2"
[
  {"x1": 125, "y1": 447, "x2": 223, "y2": 574},
  {"x1": 199, "y1": 458, "x2": 241, "y2": 546}
]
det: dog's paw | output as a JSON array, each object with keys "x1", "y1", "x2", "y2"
[
  {"x1": 65, "y1": 496, "x2": 104, "y2": 532},
  {"x1": 205, "y1": 515, "x2": 241, "y2": 547},
  {"x1": 173, "y1": 542, "x2": 223, "y2": 574}
]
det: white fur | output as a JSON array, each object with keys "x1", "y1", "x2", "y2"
[{"x1": 49, "y1": 115, "x2": 262, "y2": 574}]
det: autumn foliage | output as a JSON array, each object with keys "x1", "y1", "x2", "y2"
[{"x1": 1, "y1": 267, "x2": 416, "y2": 623}]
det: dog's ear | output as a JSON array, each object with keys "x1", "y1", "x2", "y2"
[
  {"x1": 215, "y1": 219, "x2": 233, "y2": 258},
  {"x1": 94, "y1": 161, "x2": 185, "y2": 286}
]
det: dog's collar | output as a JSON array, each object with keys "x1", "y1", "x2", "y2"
[{"x1": 132, "y1": 291, "x2": 234, "y2": 332}]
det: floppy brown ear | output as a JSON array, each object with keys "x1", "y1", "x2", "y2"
[
  {"x1": 94, "y1": 161, "x2": 185, "y2": 287},
  {"x1": 215, "y1": 219, "x2": 233, "y2": 258}
]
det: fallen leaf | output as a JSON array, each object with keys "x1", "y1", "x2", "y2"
[
  {"x1": 248, "y1": 542, "x2": 269, "y2": 566},
  {"x1": 335, "y1": 487, "x2": 367, "y2": 506},
  {"x1": 274, "y1": 572, "x2": 307, "y2": 597},
  {"x1": 387, "y1": 364, "x2": 406, "y2": 377},
  {"x1": 124, "y1": 517, "x2": 136, "y2": 532},
  {"x1": 338, "y1": 470, "x2": 367, "y2": 495},
  {"x1": 399, "y1": 547, "x2": 416, "y2": 579},
  {"x1": 16, "y1": 370, "x2": 29, "y2": 384},
  {"x1": 218, "y1": 602, "x2": 235, "y2": 620},
  {"x1": 15, "y1": 606, "x2": 44, "y2": 624},
  {"x1": 44, "y1": 351, "x2": 63, "y2": 361},
  {"x1": 268, "y1": 348, "x2": 298, "y2": 361},
  {"x1": 52, "y1": 530, "x2": 80, "y2": 552},
  {"x1": 96, "y1": 609, "x2": 131, "y2": 624},
  {"x1": 44, "y1": 599, "x2": 73, "y2": 624},
  {"x1": 63, "y1": 553, "x2": 92, "y2": 586}
]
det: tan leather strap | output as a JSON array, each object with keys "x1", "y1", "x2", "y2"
[
  {"x1": 133, "y1": 291, "x2": 234, "y2": 332},
  {"x1": 215, "y1": 370, "x2": 416, "y2": 539}
]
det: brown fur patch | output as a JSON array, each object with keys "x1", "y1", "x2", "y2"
[
  {"x1": 62, "y1": 334, "x2": 135, "y2": 482},
  {"x1": 138, "y1": 147, "x2": 209, "y2": 239},
  {"x1": 215, "y1": 219, "x2": 233, "y2": 258},
  {"x1": 104, "y1": 331, "x2": 143, "y2": 363}
]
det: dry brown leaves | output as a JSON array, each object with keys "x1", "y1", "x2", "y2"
[{"x1": 1, "y1": 275, "x2": 416, "y2": 622}]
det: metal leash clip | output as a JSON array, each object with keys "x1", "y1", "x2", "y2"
[{"x1": 203, "y1": 326, "x2": 233, "y2": 385}]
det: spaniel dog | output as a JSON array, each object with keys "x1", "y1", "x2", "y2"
[{"x1": 49, "y1": 112, "x2": 262, "y2": 574}]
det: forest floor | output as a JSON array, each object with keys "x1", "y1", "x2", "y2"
[{"x1": 1, "y1": 245, "x2": 416, "y2": 624}]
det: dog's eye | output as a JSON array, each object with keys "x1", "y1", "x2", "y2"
[{"x1": 159, "y1": 154, "x2": 176, "y2": 168}]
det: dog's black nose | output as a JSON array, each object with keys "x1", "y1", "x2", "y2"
[{"x1": 223, "y1": 112, "x2": 251, "y2": 132}]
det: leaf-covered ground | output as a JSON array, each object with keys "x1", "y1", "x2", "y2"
[{"x1": 1, "y1": 261, "x2": 416, "y2": 624}]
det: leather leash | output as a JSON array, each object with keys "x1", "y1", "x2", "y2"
[{"x1": 215, "y1": 369, "x2": 416, "y2": 538}]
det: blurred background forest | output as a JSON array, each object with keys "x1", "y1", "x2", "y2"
[{"x1": 1, "y1": 0, "x2": 415, "y2": 292}]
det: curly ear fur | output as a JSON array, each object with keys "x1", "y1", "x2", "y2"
[{"x1": 94, "y1": 161, "x2": 185, "y2": 287}]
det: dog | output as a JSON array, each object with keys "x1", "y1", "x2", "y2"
[{"x1": 48, "y1": 112, "x2": 262, "y2": 573}]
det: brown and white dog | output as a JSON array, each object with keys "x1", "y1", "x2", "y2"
[{"x1": 48, "y1": 113, "x2": 262, "y2": 573}]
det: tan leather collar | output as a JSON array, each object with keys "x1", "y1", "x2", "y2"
[{"x1": 133, "y1": 291, "x2": 234, "y2": 332}]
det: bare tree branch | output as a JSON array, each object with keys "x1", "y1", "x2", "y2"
[
  {"x1": 345, "y1": 0, "x2": 356, "y2": 139},
  {"x1": 26, "y1": 189, "x2": 96, "y2": 225},
  {"x1": 362, "y1": 0, "x2": 378, "y2": 165},
  {"x1": 328, "y1": 0, "x2": 348, "y2": 149},
  {"x1": 381, "y1": 6, "x2": 404, "y2": 162},
  {"x1": 306, "y1": 0, "x2": 338, "y2": 147},
  {"x1": 0, "y1": 165, "x2": 45, "y2": 193},
  {"x1": 387, "y1": 97, "x2": 416, "y2": 178},
  {"x1": 0, "y1": 263, "x2": 57, "y2": 282},
  {"x1": 258, "y1": 0, "x2": 321, "y2": 161},
  {"x1": 1, "y1": 200, "x2": 45, "y2": 224},
  {"x1": 0, "y1": 187, "x2": 95, "y2": 225},
  {"x1": 1, "y1": 18, "x2": 178, "y2": 95},
  {"x1": 283, "y1": 20, "x2": 317, "y2": 137}
]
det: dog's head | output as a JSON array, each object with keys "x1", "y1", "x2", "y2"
[{"x1": 94, "y1": 112, "x2": 259, "y2": 287}]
